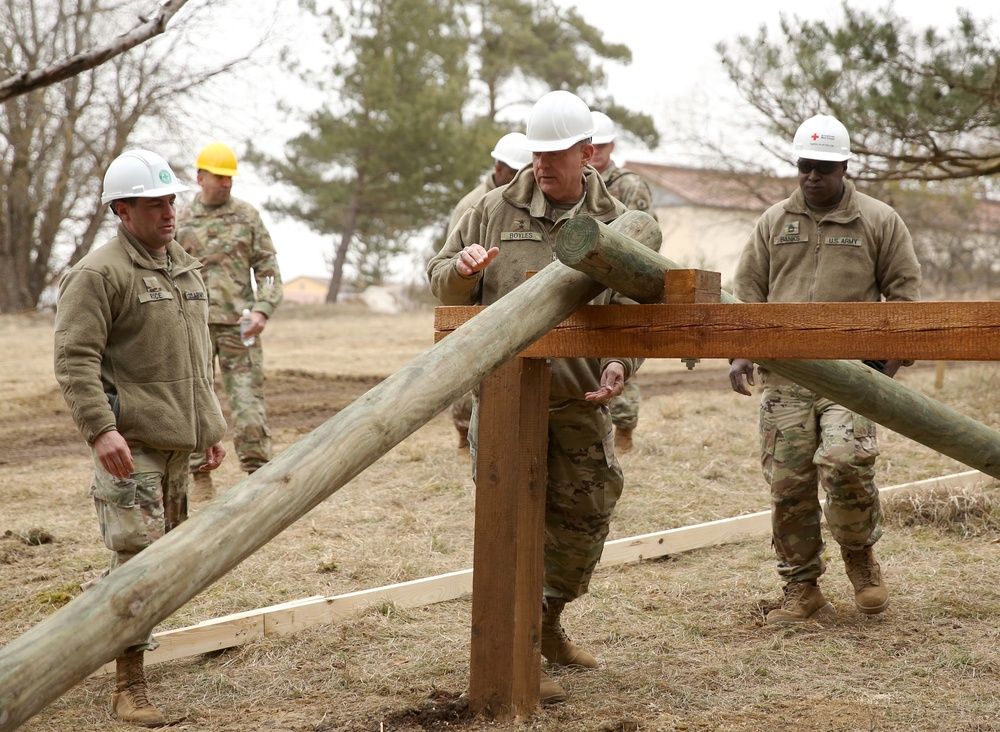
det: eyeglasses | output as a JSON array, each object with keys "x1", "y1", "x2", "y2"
[{"x1": 797, "y1": 159, "x2": 842, "y2": 175}]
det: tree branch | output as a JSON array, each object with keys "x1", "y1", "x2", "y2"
[{"x1": 0, "y1": 0, "x2": 191, "y2": 103}]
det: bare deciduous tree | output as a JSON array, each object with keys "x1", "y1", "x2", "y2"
[{"x1": 0, "y1": 0, "x2": 248, "y2": 313}]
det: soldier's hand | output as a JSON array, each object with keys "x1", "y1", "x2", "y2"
[
  {"x1": 586, "y1": 362, "x2": 625, "y2": 402},
  {"x1": 95, "y1": 430, "x2": 133, "y2": 479},
  {"x1": 728, "y1": 358, "x2": 755, "y2": 396},
  {"x1": 201, "y1": 443, "x2": 226, "y2": 471},
  {"x1": 244, "y1": 311, "x2": 267, "y2": 338},
  {"x1": 456, "y1": 245, "x2": 499, "y2": 276}
]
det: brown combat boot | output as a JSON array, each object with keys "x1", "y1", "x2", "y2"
[
  {"x1": 841, "y1": 546, "x2": 889, "y2": 615},
  {"x1": 765, "y1": 580, "x2": 836, "y2": 626},
  {"x1": 111, "y1": 651, "x2": 166, "y2": 727},
  {"x1": 541, "y1": 599, "x2": 597, "y2": 669},
  {"x1": 189, "y1": 471, "x2": 214, "y2": 502},
  {"x1": 540, "y1": 668, "x2": 567, "y2": 703},
  {"x1": 614, "y1": 427, "x2": 633, "y2": 455}
]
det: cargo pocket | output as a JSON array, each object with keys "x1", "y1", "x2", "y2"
[
  {"x1": 760, "y1": 422, "x2": 778, "y2": 484},
  {"x1": 852, "y1": 413, "x2": 880, "y2": 465},
  {"x1": 90, "y1": 474, "x2": 138, "y2": 509}
]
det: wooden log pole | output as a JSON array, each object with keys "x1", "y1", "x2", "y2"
[
  {"x1": 0, "y1": 215, "x2": 660, "y2": 731},
  {"x1": 555, "y1": 215, "x2": 1000, "y2": 480}
]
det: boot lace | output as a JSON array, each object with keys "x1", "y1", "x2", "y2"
[
  {"x1": 126, "y1": 678, "x2": 153, "y2": 709},
  {"x1": 846, "y1": 551, "x2": 878, "y2": 588},
  {"x1": 780, "y1": 581, "x2": 809, "y2": 610}
]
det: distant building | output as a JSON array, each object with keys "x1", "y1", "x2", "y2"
[
  {"x1": 625, "y1": 162, "x2": 795, "y2": 287},
  {"x1": 282, "y1": 276, "x2": 330, "y2": 304}
]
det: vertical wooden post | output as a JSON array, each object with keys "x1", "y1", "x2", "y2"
[{"x1": 469, "y1": 357, "x2": 550, "y2": 719}]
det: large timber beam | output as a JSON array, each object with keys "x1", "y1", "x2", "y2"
[
  {"x1": 554, "y1": 213, "x2": 1000, "y2": 480},
  {"x1": 0, "y1": 215, "x2": 661, "y2": 732}
]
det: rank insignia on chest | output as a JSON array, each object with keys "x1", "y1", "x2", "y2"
[
  {"x1": 142, "y1": 276, "x2": 162, "y2": 293},
  {"x1": 783, "y1": 222, "x2": 800, "y2": 236},
  {"x1": 515, "y1": 219, "x2": 528, "y2": 231}
]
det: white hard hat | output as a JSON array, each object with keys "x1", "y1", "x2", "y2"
[
  {"x1": 491, "y1": 132, "x2": 532, "y2": 170},
  {"x1": 523, "y1": 90, "x2": 597, "y2": 153},
  {"x1": 102, "y1": 149, "x2": 190, "y2": 205},
  {"x1": 792, "y1": 114, "x2": 851, "y2": 162},
  {"x1": 591, "y1": 111, "x2": 616, "y2": 144}
]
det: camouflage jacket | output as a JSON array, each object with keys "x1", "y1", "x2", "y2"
[
  {"x1": 427, "y1": 165, "x2": 642, "y2": 402},
  {"x1": 601, "y1": 161, "x2": 657, "y2": 221},
  {"x1": 177, "y1": 196, "x2": 283, "y2": 325}
]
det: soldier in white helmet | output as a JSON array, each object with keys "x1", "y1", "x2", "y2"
[
  {"x1": 428, "y1": 90, "x2": 643, "y2": 703},
  {"x1": 728, "y1": 114, "x2": 921, "y2": 626},
  {"x1": 589, "y1": 110, "x2": 659, "y2": 454},
  {"x1": 445, "y1": 131, "x2": 533, "y2": 452},
  {"x1": 54, "y1": 149, "x2": 227, "y2": 726}
]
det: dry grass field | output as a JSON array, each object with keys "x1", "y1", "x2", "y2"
[{"x1": 3, "y1": 303, "x2": 1000, "y2": 732}]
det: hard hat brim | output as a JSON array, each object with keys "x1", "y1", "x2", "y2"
[
  {"x1": 101, "y1": 182, "x2": 190, "y2": 205},
  {"x1": 797, "y1": 151, "x2": 851, "y2": 162},
  {"x1": 199, "y1": 165, "x2": 240, "y2": 177},
  {"x1": 521, "y1": 133, "x2": 596, "y2": 153}
]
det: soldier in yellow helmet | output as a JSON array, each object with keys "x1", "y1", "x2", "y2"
[{"x1": 177, "y1": 142, "x2": 284, "y2": 500}]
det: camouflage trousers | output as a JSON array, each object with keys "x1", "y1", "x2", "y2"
[
  {"x1": 89, "y1": 444, "x2": 190, "y2": 652},
  {"x1": 451, "y1": 391, "x2": 473, "y2": 434},
  {"x1": 758, "y1": 370, "x2": 882, "y2": 583},
  {"x1": 191, "y1": 324, "x2": 272, "y2": 474},
  {"x1": 609, "y1": 378, "x2": 641, "y2": 431},
  {"x1": 469, "y1": 397, "x2": 624, "y2": 603}
]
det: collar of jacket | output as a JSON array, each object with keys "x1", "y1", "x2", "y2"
[
  {"x1": 116, "y1": 223, "x2": 203, "y2": 275},
  {"x1": 785, "y1": 178, "x2": 861, "y2": 224},
  {"x1": 501, "y1": 164, "x2": 620, "y2": 222}
]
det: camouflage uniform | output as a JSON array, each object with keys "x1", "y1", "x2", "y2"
[
  {"x1": 427, "y1": 165, "x2": 641, "y2": 602},
  {"x1": 601, "y1": 161, "x2": 658, "y2": 433},
  {"x1": 177, "y1": 196, "x2": 283, "y2": 473},
  {"x1": 734, "y1": 179, "x2": 921, "y2": 582}
]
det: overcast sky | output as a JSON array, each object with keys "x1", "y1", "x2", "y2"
[{"x1": 207, "y1": 0, "x2": 1000, "y2": 284}]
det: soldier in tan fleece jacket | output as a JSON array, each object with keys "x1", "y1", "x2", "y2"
[{"x1": 54, "y1": 149, "x2": 227, "y2": 727}]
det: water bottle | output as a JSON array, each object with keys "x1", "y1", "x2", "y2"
[{"x1": 240, "y1": 308, "x2": 255, "y2": 347}]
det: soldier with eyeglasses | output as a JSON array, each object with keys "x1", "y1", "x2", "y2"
[{"x1": 727, "y1": 114, "x2": 921, "y2": 626}]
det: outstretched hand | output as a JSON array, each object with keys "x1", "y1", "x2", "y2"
[
  {"x1": 586, "y1": 362, "x2": 626, "y2": 402},
  {"x1": 455, "y1": 245, "x2": 499, "y2": 276}
]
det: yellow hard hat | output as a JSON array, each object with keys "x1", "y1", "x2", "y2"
[{"x1": 195, "y1": 142, "x2": 240, "y2": 177}]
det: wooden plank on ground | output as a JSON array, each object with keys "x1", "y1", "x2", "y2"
[
  {"x1": 97, "y1": 470, "x2": 990, "y2": 674},
  {"x1": 599, "y1": 469, "x2": 989, "y2": 566},
  {"x1": 434, "y1": 302, "x2": 1000, "y2": 361}
]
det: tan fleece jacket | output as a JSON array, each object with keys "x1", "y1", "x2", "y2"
[{"x1": 54, "y1": 224, "x2": 226, "y2": 452}]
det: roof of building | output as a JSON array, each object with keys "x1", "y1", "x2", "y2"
[{"x1": 624, "y1": 161, "x2": 795, "y2": 211}]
